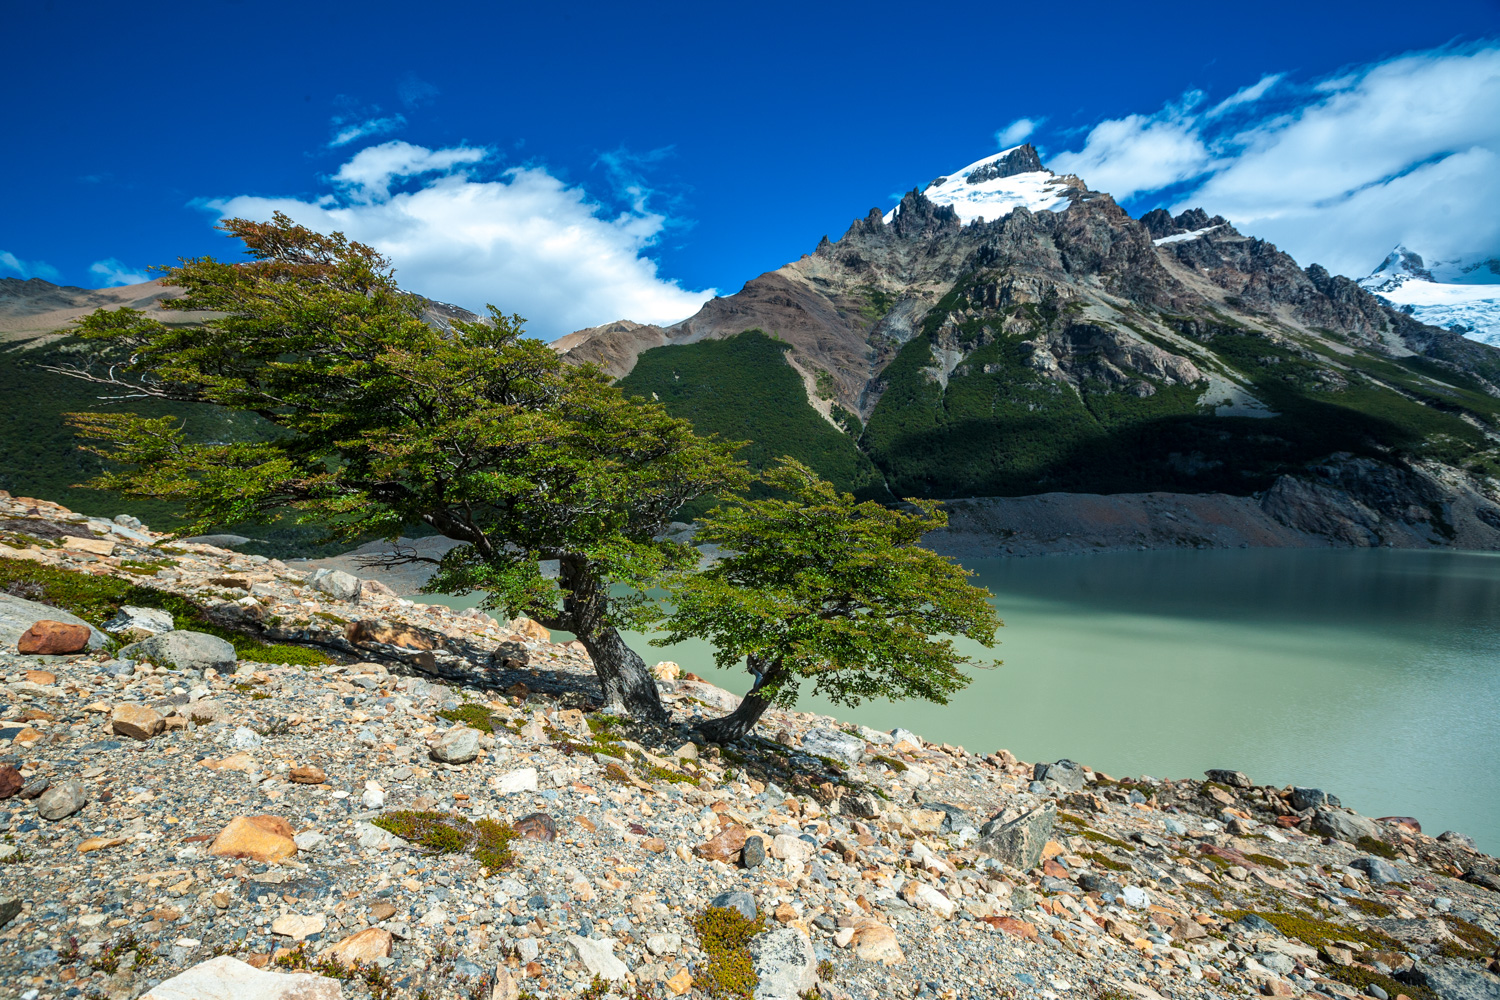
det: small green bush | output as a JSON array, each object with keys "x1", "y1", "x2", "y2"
[
  {"x1": 692, "y1": 905, "x2": 768, "y2": 1000},
  {"x1": 371, "y1": 811, "x2": 516, "y2": 871}
]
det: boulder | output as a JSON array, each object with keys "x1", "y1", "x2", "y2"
[
  {"x1": 102, "y1": 605, "x2": 174, "y2": 635},
  {"x1": 708, "y1": 891, "x2": 758, "y2": 921},
  {"x1": 1310, "y1": 808, "x2": 1377, "y2": 843},
  {"x1": 1290, "y1": 787, "x2": 1337, "y2": 811},
  {"x1": 920, "y1": 802, "x2": 973, "y2": 834},
  {"x1": 209, "y1": 815, "x2": 298, "y2": 863},
  {"x1": 1350, "y1": 856, "x2": 1403, "y2": 885},
  {"x1": 320, "y1": 927, "x2": 392, "y2": 965},
  {"x1": 976, "y1": 801, "x2": 1056, "y2": 871},
  {"x1": 345, "y1": 620, "x2": 434, "y2": 650},
  {"x1": 310, "y1": 568, "x2": 362, "y2": 601},
  {"x1": 111, "y1": 703, "x2": 165, "y2": 740},
  {"x1": 431, "y1": 726, "x2": 481, "y2": 764},
  {"x1": 120, "y1": 630, "x2": 237, "y2": 672},
  {"x1": 850, "y1": 923, "x2": 904, "y2": 965},
  {"x1": 801, "y1": 728, "x2": 865, "y2": 765},
  {"x1": 138, "y1": 955, "x2": 343, "y2": 999},
  {"x1": 652, "y1": 660, "x2": 681, "y2": 681},
  {"x1": 508, "y1": 617, "x2": 551, "y2": 642},
  {"x1": 289, "y1": 766, "x2": 326, "y2": 784},
  {"x1": 770, "y1": 834, "x2": 815, "y2": 863},
  {"x1": 842, "y1": 789, "x2": 882, "y2": 818},
  {"x1": 1398, "y1": 964, "x2": 1500, "y2": 1000},
  {"x1": 1205, "y1": 769, "x2": 1252, "y2": 788},
  {"x1": 567, "y1": 935, "x2": 628, "y2": 981},
  {"x1": 694, "y1": 826, "x2": 749, "y2": 864},
  {"x1": 37, "y1": 779, "x2": 87, "y2": 821},
  {"x1": 491, "y1": 768, "x2": 538, "y2": 795},
  {"x1": 0, "y1": 594, "x2": 106, "y2": 652},
  {"x1": 1033, "y1": 760, "x2": 1086, "y2": 793},
  {"x1": 17, "y1": 620, "x2": 92, "y2": 654},
  {"x1": 749, "y1": 928, "x2": 817, "y2": 1000}
]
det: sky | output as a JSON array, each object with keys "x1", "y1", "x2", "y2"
[{"x1": 3, "y1": 0, "x2": 1499, "y2": 340}]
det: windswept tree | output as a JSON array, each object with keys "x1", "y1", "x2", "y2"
[
  {"x1": 652, "y1": 459, "x2": 1002, "y2": 742},
  {"x1": 51, "y1": 214, "x2": 744, "y2": 721}
]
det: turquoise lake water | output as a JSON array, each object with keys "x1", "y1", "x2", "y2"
[{"x1": 426, "y1": 548, "x2": 1500, "y2": 853}]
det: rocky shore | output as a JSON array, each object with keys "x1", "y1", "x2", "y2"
[{"x1": 2, "y1": 491, "x2": 1499, "y2": 1000}]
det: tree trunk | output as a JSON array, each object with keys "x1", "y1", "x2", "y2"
[
  {"x1": 697, "y1": 656, "x2": 782, "y2": 743},
  {"x1": 577, "y1": 624, "x2": 670, "y2": 724}
]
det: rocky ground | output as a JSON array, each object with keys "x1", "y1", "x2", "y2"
[{"x1": 2, "y1": 490, "x2": 1499, "y2": 1000}]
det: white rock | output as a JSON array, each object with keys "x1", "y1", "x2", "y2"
[
  {"x1": 419, "y1": 907, "x2": 451, "y2": 926},
  {"x1": 138, "y1": 955, "x2": 342, "y2": 999},
  {"x1": 361, "y1": 781, "x2": 386, "y2": 809},
  {"x1": 770, "y1": 834, "x2": 815, "y2": 863},
  {"x1": 293, "y1": 831, "x2": 325, "y2": 851},
  {"x1": 231, "y1": 727, "x2": 264, "y2": 749},
  {"x1": 270, "y1": 913, "x2": 326, "y2": 940},
  {"x1": 491, "y1": 767, "x2": 538, "y2": 795},
  {"x1": 890, "y1": 728, "x2": 922, "y2": 746},
  {"x1": 102, "y1": 605, "x2": 174, "y2": 635},
  {"x1": 1121, "y1": 886, "x2": 1150, "y2": 909},
  {"x1": 568, "y1": 935, "x2": 628, "y2": 981},
  {"x1": 516, "y1": 938, "x2": 540, "y2": 963},
  {"x1": 911, "y1": 884, "x2": 956, "y2": 919},
  {"x1": 354, "y1": 822, "x2": 403, "y2": 850},
  {"x1": 646, "y1": 933, "x2": 681, "y2": 956}
]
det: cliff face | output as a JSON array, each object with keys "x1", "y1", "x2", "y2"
[{"x1": 561, "y1": 150, "x2": 1500, "y2": 551}]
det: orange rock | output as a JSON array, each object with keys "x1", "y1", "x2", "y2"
[
  {"x1": 1043, "y1": 858, "x2": 1070, "y2": 878},
  {"x1": 320, "y1": 926, "x2": 393, "y2": 964},
  {"x1": 344, "y1": 620, "x2": 435, "y2": 650},
  {"x1": 509, "y1": 617, "x2": 551, "y2": 642},
  {"x1": 1041, "y1": 840, "x2": 1065, "y2": 860},
  {"x1": 693, "y1": 824, "x2": 748, "y2": 862},
  {"x1": 111, "y1": 703, "x2": 165, "y2": 741},
  {"x1": 289, "y1": 766, "x2": 326, "y2": 784},
  {"x1": 641, "y1": 837, "x2": 667, "y2": 853},
  {"x1": 851, "y1": 923, "x2": 904, "y2": 965},
  {"x1": 986, "y1": 916, "x2": 1038, "y2": 940},
  {"x1": 209, "y1": 815, "x2": 298, "y2": 862},
  {"x1": 23, "y1": 669, "x2": 57, "y2": 684},
  {"x1": 17, "y1": 621, "x2": 91, "y2": 655},
  {"x1": 665, "y1": 968, "x2": 694, "y2": 996}
]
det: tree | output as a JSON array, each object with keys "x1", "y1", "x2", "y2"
[
  {"x1": 51, "y1": 214, "x2": 745, "y2": 722},
  {"x1": 651, "y1": 459, "x2": 1002, "y2": 742}
]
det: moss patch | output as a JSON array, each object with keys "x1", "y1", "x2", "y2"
[
  {"x1": 1080, "y1": 829, "x2": 1135, "y2": 851},
  {"x1": 1346, "y1": 897, "x2": 1394, "y2": 918},
  {"x1": 1244, "y1": 853, "x2": 1289, "y2": 871},
  {"x1": 1082, "y1": 851, "x2": 1132, "y2": 873},
  {"x1": 437, "y1": 705, "x2": 497, "y2": 732},
  {"x1": 371, "y1": 811, "x2": 516, "y2": 871},
  {"x1": 0, "y1": 555, "x2": 329, "y2": 666},
  {"x1": 1222, "y1": 909, "x2": 1401, "y2": 953},
  {"x1": 1325, "y1": 965, "x2": 1436, "y2": 1000},
  {"x1": 1356, "y1": 836, "x2": 1399, "y2": 860},
  {"x1": 692, "y1": 904, "x2": 769, "y2": 1000}
]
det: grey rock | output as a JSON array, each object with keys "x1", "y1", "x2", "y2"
[
  {"x1": 842, "y1": 790, "x2": 882, "y2": 818},
  {"x1": 976, "y1": 801, "x2": 1056, "y2": 871},
  {"x1": 1351, "y1": 856, "x2": 1403, "y2": 885},
  {"x1": 741, "y1": 835, "x2": 766, "y2": 869},
  {"x1": 431, "y1": 726, "x2": 480, "y2": 764},
  {"x1": 0, "y1": 593, "x2": 106, "y2": 651},
  {"x1": 1256, "y1": 951, "x2": 1296, "y2": 975},
  {"x1": 1439, "y1": 831, "x2": 1478, "y2": 850},
  {"x1": 231, "y1": 726, "x2": 264, "y2": 749},
  {"x1": 1078, "y1": 872, "x2": 1122, "y2": 896},
  {"x1": 749, "y1": 927, "x2": 817, "y2": 1000},
  {"x1": 1367, "y1": 985, "x2": 1389, "y2": 1000},
  {"x1": 310, "y1": 568, "x2": 362, "y2": 601},
  {"x1": 1290, "y1": 787, "x2": 1339, "y2": 811},
  {"x1": 103, "y1": 605, "x2": 174, "y2": 635},
  {"x1": 920, "y1": 802, "x2": 972, "y2": 834},
  {"x1": 889, "y1": 728, "x2": 922, "y2": 746},
  {"x1": 37, "y1": 779, "x2": 87, "y2": 821},
  {"x1": 1235, "y1": 914, "x2": 1280, "y2": 936},
  {"x1": 567, "y1": 936, "x2": 628, "y2": 981},
  {"x1": 1033, "y1": 759, "x2": 1085, "y2": 793},
  {"x1": 709, "y1": 891, "x2": 757, "y2": 921},
  {"x1": 1311, "y1": 807, "x2": 1377, "y2": 843},
  {"x1": 119, "y1": 630, "x2": 236, "y2": 672},
  {"x1": 0, "y1": 896, "x2": 19, "y2": 929},
  {"x1": 1205, "y1": 769, "x2": 1252, "y2": 788},
  {"x1": 800, "y1": 728, "x2": 864, "y2": 766},
  {"x1": 1399, "y1": 963, "x2": 1500, "y2": 1000}
]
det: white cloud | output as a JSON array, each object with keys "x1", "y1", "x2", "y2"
[
  {"x1": 995, "y1": 118, "x2": 1040, "y2": 148},
  {"x1": 330, "y1": 114, "x2": 406, "y2": 148},
  {"x1": 204, "y1": 141, "x2": 715, "y2": 339},
  {"x1": 1044, "y1": 44, "x2": 1500, "y2": 277},
  {"x1": 0, "y1": 250, "x2": 60, "y2": 282},
  {"x1": 88, "y1": 258, "x2": 151, "y2": 287}
]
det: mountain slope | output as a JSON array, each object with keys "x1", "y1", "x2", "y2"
[{"x1": 561, "y1": 146, "x2": 1500, "y2": 549}]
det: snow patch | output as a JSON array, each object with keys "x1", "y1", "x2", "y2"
[
  {"x1": 885, "y1": 146, "x2": 1073, "y2": 226},
  {"x1": 1358, "y1": 245, "x2": 1500, "y2": 346},
  {"x1": 1154, "y1": 225, "x2": 1223, "y2": 246}
]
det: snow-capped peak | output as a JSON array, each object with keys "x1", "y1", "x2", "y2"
[
  {"x1": 884, "y1": 144, "x2": 1073, "y2": 226},
  {"x1": 1358, "y1": 244, "x2": 1500, "y2": 347}
]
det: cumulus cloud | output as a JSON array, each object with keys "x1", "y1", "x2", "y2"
[
  {"x1": 996, "y1": 118, "x2": 1040, "y2": 148},
  {"x1": 204, "y1": 140, "x2": 714, "y2": 339},
  {"x1": 0, "y1": 250, "x2": 60, "y2": 281},
  {"x1": 330, "y1": 114, "x2": 406, "y2": 148},
  {"x1": 88, "y1": 259, "x2": 151, "y2": 286},
  {"x1": 1044, "y1": 44, "x2": 1500, "y2": 277}
]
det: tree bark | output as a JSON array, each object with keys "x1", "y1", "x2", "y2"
[
  {"x1": 577, "y1": 625, "x2": 670, "y2": 724},
  {"x1": 697, "y1": 656, "x2": 782, "y2": 743},
  {"x1": 553, "y1": 553, "x2": 670, "y2": 725}
]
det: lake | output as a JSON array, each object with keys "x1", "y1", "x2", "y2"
[{"x1": 424, "y1": 548, "x2": 1500, "y2": 853}]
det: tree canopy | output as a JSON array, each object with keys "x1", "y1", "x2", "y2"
[
  {"x1": 53, "y1": 213, "x2": 745, "y2": 720},
  {"x1": 653, "y1": 458, "x2": 1002, "y2": 740}
]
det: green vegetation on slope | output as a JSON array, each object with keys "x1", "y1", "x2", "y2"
[
  {"x1": 616, "y1": 330, "x2": 889, "y2": 510},
  {"x1": 860, "y1": 285, "x2": 1500, "y2": 499}
]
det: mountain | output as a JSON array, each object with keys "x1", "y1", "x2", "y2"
[
  {"x1": 1357, "y1": 246, "x2": 1500, "y2": 347},
  {"x1": 0, "y1": 276, "x2": 217, "y2": 343},
  {"x1": 561, "y1": 145, "x2": 1500, "y2": 550}
]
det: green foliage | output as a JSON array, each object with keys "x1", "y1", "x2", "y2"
[
  {"x1": 437, "y1": 705, "x2": 498, "y2": 732},
  {"x1": 1326, "y1": 965, "x2": 1437, "y2": 1000},
  {"x1": 1082, "y1": 851, "x2": 1132, "y2": 872},
  {"x1": 616, "y1": 331, "x2": 887, "y2": 510},
  {"x1": 1356, "y1": 836, "x2": 1400, "y2": 860},
  {"x1": 0, "y1": 555, "x2": 328, "y2": 665},
  {"x1": 371, "y1": 811, "x2": 517, "y2": 871},
  {"x1": 1221, "y1": 909, "x2": 1401, "y2": 953},
  {"x1": 655, "y1": 459, "x2": 1000, "y2": 715},
  {"x1": 692, "y1": 904, "x2": 768, "y2": 1000}
]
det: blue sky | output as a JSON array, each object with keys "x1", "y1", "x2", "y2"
[{"x1": 4, "y1": 0, "x2": 1499, "y2": 339}]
